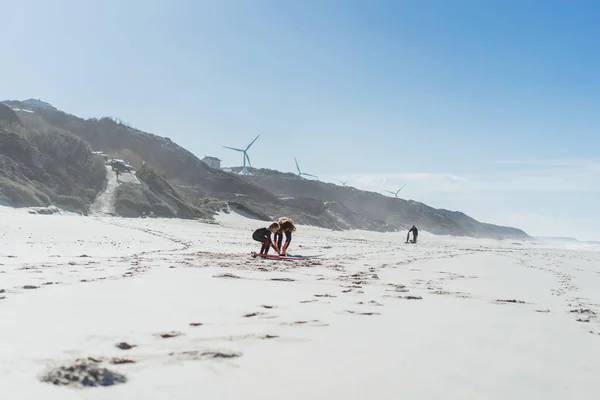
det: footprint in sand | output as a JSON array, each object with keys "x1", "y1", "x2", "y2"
[
  {"x1": 282, "y1": 320, "x2": 328, "y2": 327},
  {"x1": 430, "y1": 290, "x2": 471, "y2": 299},
  {"x1": 110, "y1": 358, "x2": 136, "y2": 365},
  {"x1": 243, "y1": 312, "x2": 266, "y2": 318},
  {"x1": 356, "y1": 300, "x2": 383, "y2": 307},
  {"x1": 214, "y1": 273, "x2": 243, "y2": 279},
  {"x1": 385, "y1": 295, "x2": 423, "y2": 300},
  {"x1": 169, "y1": 350, "x2": 242, "y2": 361},
  {"x1": 494, "y1": 299, "x2": 526, "y2": 305},
  {"x1": 192, "y1": 333, "x2": 280, "y2": 342},
  {"x1": 156, "y1": 331, "x2": 184, "y2": 339},
  {"x1": 344, "y1": 310, "x2": 381, "y2": 316}
]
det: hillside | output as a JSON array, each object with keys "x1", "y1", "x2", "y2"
[
  {"x1": 232, "y1": 167, "x2": 528, "y2": 239},
  {"x1": 2, "y1": 99, "x2": 528, "y2": 239},
  {"x1": 3, "y1": 100, "x2": 276, "y2": 202},
  {"x1": 0, "y1": 124, "x2": 106, "y2": 213},
  {"x1": 0, "y1": 104, "x2": 22, "y2": 126},
  {"x1": 113, "y1": 165, "x2": 212, "y2": 219}
]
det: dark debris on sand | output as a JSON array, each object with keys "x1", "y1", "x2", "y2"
[
  {"x1": 40, "y1": 359, "x2": 127, "y2": 387},
  {"x1": 115, "y1": 342, "x2": 136, "y2": 350}
]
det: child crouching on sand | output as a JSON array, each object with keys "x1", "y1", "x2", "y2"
[{"x1": 252, "y1": 222, "x2": 281, "y2": 255}]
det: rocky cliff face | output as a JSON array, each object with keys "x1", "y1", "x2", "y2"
[
  {"x1": 0, "y1": 129, "x2": 52, "y2": 185},
  {"x1": 0, "y1": 104, "x2": 23, "y2": 126},
  {"x1": 0, "y1": 125, "x2": 106, "y2": 212}
]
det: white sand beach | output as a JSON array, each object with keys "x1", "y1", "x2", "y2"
[{"x1": 1, "y1": 206, "x2": 600, "y2": 399}]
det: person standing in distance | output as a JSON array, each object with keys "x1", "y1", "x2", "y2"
[{"x1": 407, "y1": 225, "x2": 418, "y2": 244}]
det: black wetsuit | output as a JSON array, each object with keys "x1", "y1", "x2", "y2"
[
  {"x1": 274, "y1": 230, "x2": 292, "y2": 253},
  {"x1": 253, "y1": 227, "x2": 273, "y2": 254},
  {"x1": 408, "y1": 226, "x2": 418, "y2": 243}
]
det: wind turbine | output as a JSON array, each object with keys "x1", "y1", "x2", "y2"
[
  {"x1": 384, "y1": 184, "x2": 406, "y2": 198},
  {"x1": 294, "y1": 157, "x2": 318, "y2": 179},
  {"x1": 222, "y1": 134, "x2": 260, "y2": 175},
  {"x1": 333, "y1": 179, "x2": 349, "y2": 187}
]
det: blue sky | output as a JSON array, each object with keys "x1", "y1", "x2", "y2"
[{"x1": 2, "y1": 0, "x2": 599, "y2": 240}]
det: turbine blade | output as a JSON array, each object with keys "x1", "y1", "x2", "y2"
[
  {"x1": 245, "y1": 134, "x2": 260, "y2": 151},
  {"x1": 245, "y1": 152, "x2": 252, "y2": 167},
  {"x1": 223, "y1": 146, "x2": 243, "y2": 152},
  {"x1": 304, "y1": 173, "x2": 318, "y2": 178},
  {"x1": 294, "y1": 157, "x2": 301, "y2": 174}
]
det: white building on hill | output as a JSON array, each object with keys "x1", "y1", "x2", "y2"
[{"x1": 202, "y1": 156, "x2": 221, "y2": 170}]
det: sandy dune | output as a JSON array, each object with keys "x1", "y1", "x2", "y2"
[{"x1": 1, "y1": 206, "x2": 599, "y2": 399}]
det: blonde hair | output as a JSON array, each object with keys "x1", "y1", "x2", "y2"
[{"x1": 276, "y1": 217, "x2": 296, "y2": 232}]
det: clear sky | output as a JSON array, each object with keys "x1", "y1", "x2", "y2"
[{"x1": 2, "y1": 0, "x2": 599, "y2": 240}]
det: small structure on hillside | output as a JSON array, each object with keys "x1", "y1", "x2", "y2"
[
  {"x1": 92, "y1": 151, "x2": 109, "y2": 162},
  {"x1": 202, "y1": 156, "x2": 221, "y2": 170}
]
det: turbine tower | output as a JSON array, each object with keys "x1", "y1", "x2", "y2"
[
  {"x1": 384, "y1": 184, "x2": 406, "y2": 198},
  {"x1": 222, "y1": 134, "x2": 260, "y2": 175},
  {"x1": 294, "y1": 157, "x2": 318, "y2": 179},
  {"x1": 378, "y1": 178, "x2": 387, "y2": 194}
]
